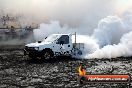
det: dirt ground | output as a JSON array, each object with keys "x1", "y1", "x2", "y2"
[{"x1": 0, "y1": 49, "x2": 132, "y2": 88}]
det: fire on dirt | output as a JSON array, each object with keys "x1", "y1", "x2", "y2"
[{"x1": 0, "y1": 45, "x2": 132, "y2": 88}]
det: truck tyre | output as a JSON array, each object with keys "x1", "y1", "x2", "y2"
[
  {"x1": 42, "y1": 49, "x2": 54, "y2": 60},
  {"x1": 28, "y1": 54, "x2": 37, "y2": 59},
  {"x1": 78, "y1": 50, "x2": 82, "y2": 55}
]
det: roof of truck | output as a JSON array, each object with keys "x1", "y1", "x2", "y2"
[{"x1": 52, "y1": 33, "x2": 72, "y2": 35}]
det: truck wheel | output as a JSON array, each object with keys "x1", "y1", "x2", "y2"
[
  {"x1": 78, "y1": 50, "x2": 82, "y2": 55},
  {"x1": 28, "y1": 54, "x2": 37, "y2": 59},
  {"x1": 42, "y1": 50, "x2": 53, "y2": 60}
]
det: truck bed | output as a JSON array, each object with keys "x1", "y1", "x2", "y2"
[{"x1": 72, "y1": 43, "x2": 84, "y2": 50}]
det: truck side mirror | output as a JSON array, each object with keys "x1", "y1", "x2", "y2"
[
  {"x1": 60, "y1": 41, "x2": 64, "y2": 45},
  {"x1": 45, "y1": 37, "x2": 47, "y2": 39}
]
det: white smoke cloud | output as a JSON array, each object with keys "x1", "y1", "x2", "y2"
[
  {"x1": 92, "y1": 16, "x2": 125, "y2": 47},
  {"x1": 87, "y1": 11, "x2": 132, "y2": 59},
  {"x1": 88, "y1": 31, "x2": 132, "y2": 58}
]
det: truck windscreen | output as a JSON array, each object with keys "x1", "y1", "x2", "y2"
[{"x1": 44, "y1": 34, "x2": 61, "y2": 42}]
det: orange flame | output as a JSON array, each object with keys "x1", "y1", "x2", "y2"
[{"x1": 78, "y1": 66, "x2": 86, "y2": 76}]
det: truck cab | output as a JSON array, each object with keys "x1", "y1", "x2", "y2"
[{"x1": 24, "y1": 34, "x2": 73, "y2": 59}]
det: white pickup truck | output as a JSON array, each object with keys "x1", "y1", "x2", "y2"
[{"x1": 24, "y1": 33, "x2": 84, "y2": 59}]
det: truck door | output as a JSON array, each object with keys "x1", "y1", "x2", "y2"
[{"x1": 56, "y1": 35, "x2": 72, "y2": 53}]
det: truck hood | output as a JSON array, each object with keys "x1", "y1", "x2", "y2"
[{"x1": 25, "y1": 42, "x2": 51, "y2": 47}]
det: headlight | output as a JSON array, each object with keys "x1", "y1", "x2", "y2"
[{"x1": 35, "y1": 47, "x2": 39, "y2": 50}]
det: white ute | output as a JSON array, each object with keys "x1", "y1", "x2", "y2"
[{"x1": 24, "y1": 33, "x2": 84, "y2": 59}]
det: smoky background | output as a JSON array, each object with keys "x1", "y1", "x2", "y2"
[{"x1": 0, "y1": 0, "x2": 132, "y2": 58}]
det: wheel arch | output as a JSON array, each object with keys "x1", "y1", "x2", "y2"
[{"x1": 42, "y1": 48, "x2": 54, "y2": 55}]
